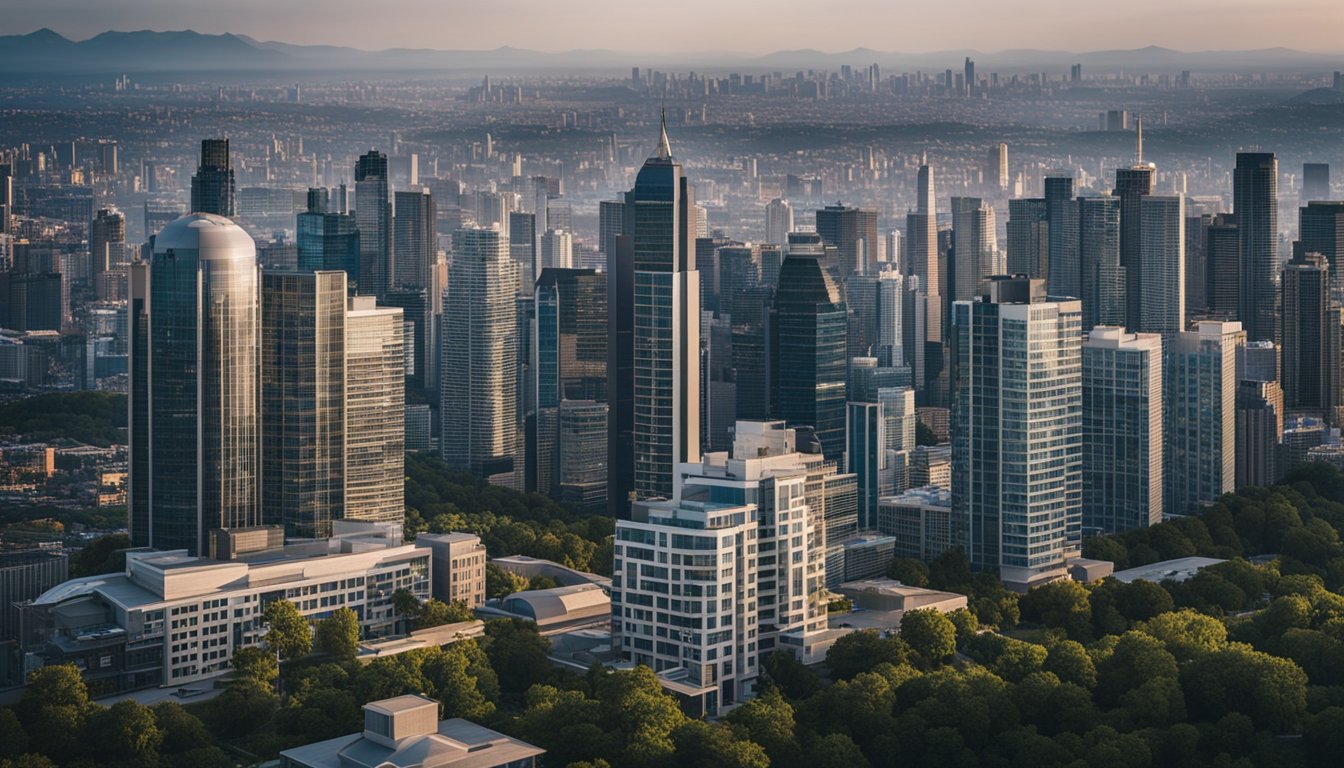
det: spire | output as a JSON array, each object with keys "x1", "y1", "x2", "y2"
[
  {"x1": 1136, "y1": 114, "x2": 1144, "y2": 166},
  {"x1": 656, "y1": 107, "x2": 672, "y2": 160}
]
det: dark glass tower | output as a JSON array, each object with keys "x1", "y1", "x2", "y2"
[
  {"x1": 1298, "y1": 201, "x2": 1344, "y2": 302},
  {"x1": 816, "y1": 203, "x2": 879, "y2": 276},
  {"x1": 774, "y1": 239, "x2": 847, "y2": 462},
  {"x1": 1006, "y1": 198, "x2": 1048, "y2": 279},
  {"x1": 189, "y1": 139, "x2": 235, "y2": 217},
  {"x1": 297, "y1": 189, "x2": 360, "y2": 280},
  {"x1": 1078, "y1": 195, "x2": 1123, "y2": 328},
  {"x1": 1235, "y1": 152, "x2": 1279, "y2": 344},
  {"x1": 393, "y1": 187, "x2": 436, "y2": 292},
  {"x1": 1281, "y1": 250, "x2": 1340, "y2": 419},
  {"x1": 1114, "y1": 166, "x2": 1154, "y2": 330},
  {"x1": 130, "y1": 214, "x2": 260, "y2": 555},
  {"x1": 1045, "y1": 174, "x2": 1079, "y2": 299},
  {"x1": 355, "y1": 150, "x2": 391, "y2": 298}
]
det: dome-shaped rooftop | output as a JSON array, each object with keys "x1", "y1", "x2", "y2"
[{"x1": 153, "y1": 213, "x2": 255, "y2": 259}]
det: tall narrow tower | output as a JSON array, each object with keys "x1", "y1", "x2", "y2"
[
  {"x1": 355, "y1": 150, "x2": 392, "y2": 299},
  {"x1": 607, "y1": 113, "x2": 700, "y2": 512},
  {"x1": 190, "y1": 139, "x2": 235, "y2": 218},
  {"x1": 1235, "y1": 152, "x2": 1279, "y2": 344}
]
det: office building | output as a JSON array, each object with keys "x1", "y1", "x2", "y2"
[
  {"x1": 765, "y1": 198, "x2": 793, "y2": 246},
  {"x1": 775, "y1": 237, "x2": 847, "y2": 461},
  {"x1": 381, "y1": 288, "x2": 431, "y2": 393},
  {"x1": 1298, "y1": 202, "x2": 1344, "y2": 303},
  {"x1": 606, "y1": 116, "x2": 700, "y2": 509},
  {"x1": 129, "y1": 214, "x2": 259, "y2": 556},
  {"x1": 816, "y1": 203, "x2": 879, "y2": 276},
  {"x1": 1082, "y1": 328, "x2": 1163, "y2": 534},
  {"x1": 949, "y1": 197, "x2": 997, "y2": 302},
  {"x1": 1235, "y1": 152, "x2": 1278, "y2": 344},
  {"x1": 1164, "y1": 321, "x2": 1241, "y2": 514},
  {"x1": 953, "y1": 277, "x2": 1082, "y2": 590},
  {"x1": 598, "y1": 199, "x2": 624, "y2": 263},
  {"x1": 443, "y1": 227, "x2": 520, "y2": 488},
  {"x1": 986, "y1": 143, "x2": 1008, "y2": 193},
  {"x1": 877, "y1": 486, "x2": 960, "y2": 563},
  {"x1": 89, "y1": 207, "x2": 125, "y2": 296},
  {"x1": 0, "y1": 548, "x2": 67, "y2": 644},
  {"x1": 280, "y1": 696, "x2": 543, "y2": 768},
  {"x1": 509, "y1": 211, "x2": 538, "y2": 290},
  {"x1": 355, "y1": 150, "x2": 392, "y2": 298},
  {"x1": 1115, "y1": 163, "x2": 1155, "y2": 330},
  {"x1": 1205, "y1": 213, "x2": 1240, "y2": 320},
  {"x1": 1303, "y1": 163, "x2": 1330, "y2": 203},
  {"x1": 296, "y1": 190, "x2": 360, "y2": 280},
  {"x1": 558, "y1": 400, "x2": 609, "y2": 512},
  {"x1": 261, "y1": 271, "x2": 347, "y2": 539},
  {"x1": 24, "y1": 528, "x2": 429, "y2": 695},
  {"x1": 1078, "y1": 195, "x2": 1123, "y2": 328},
  {"x1": 416, "y1": 532, "x2": 487, "y2": 608},
  {"x1": 189, "y1": 139, "x2": 235, "y2": 218},
  {"x1": 393, "y1": 187, "x2": 435, "y2": 293},
  {"x1": 405, "y1": 403, "x2": 432, "y2": 453},
  {"x1": 1138, "y1": 195, "x2": 1186, "y2": 335},
  {"x1": 1237, "y1": 379, "x2": 1283, "y2": 488},
  {"x1": 1281, "y1": 250, "x2": 1341, "y2": 421},
  {"x1": 539, "y1": 228, "x2": 573, "y2": 272},
  {"x1": 1045, "y1": 174, "x2": 1079, "y2": 299},
  {"x1": 345, "y1": 297, "x2": 405, "y2": 524},
  {"x1": 1006, "y1": 198, "x2": 1049, "y2": 280}
]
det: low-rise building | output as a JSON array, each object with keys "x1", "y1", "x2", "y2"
[
  {"x1": 280, "y1": 694, "x2": 543, "y2": 768},
  {"x1": 476, "y1": 583, "x2": 610, "y2": 634},
  {"x1": 877, "y1": 486, "x2": 961, "y2": 563},
  {"x1": 416, "y1": 533, "x2": 487, "y2": 608}
]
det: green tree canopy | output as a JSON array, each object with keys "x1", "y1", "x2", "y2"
[{"x1": 262, "y1": 598, "x2": 313, "y2": 660}]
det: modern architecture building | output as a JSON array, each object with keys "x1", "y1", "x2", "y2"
[
  {"x1": 1281, "y1": 250, "x2": 1341, "y2": 422},
  {"x1": 297, "y1": 190, "x2": 360, "y2": 280},
  {"x1": 949, "y1": 197, "x2": 997, "y2": 302},
  {"x1": 1115, "y1": 162, "x2": 1155, "y2": 331},
  {"x1": 1045, "y1": 174, "x2": 1079, "y2": 299},
  {"x1": 1138, "y1": 195, "x2": 1186, "y2": 335},
  {"x1": 1237, "y1": 379, "x2": 1284, "y2": 488},
  {"x1": 1006, "y1": 198, "x2": 1049, "y2": 279},
  {"x1": 877, "y1": 486, "x2": 960, "y2": 563},
  {"x1": 1081, "y1": 327, "x2": 1163, "y2": 534},
  {"x1": 1303, "y1": 162, "x2": 1330, "y2": 203},
  {"x1": 355, "y1": 150, "x2": 392, "y2": 298},
  {"x1": 344, "y1": 297, "x2": 406, "y2": 524},
  {"x1": 189, "y1": 139, "x2": 235, "y2": 218},
  {"x1": 816, "y1": 203, "x2": 879, "y2": 275},
  {"x1": 393, "y1": 187, "x2": 436, "y2": 293},
  {"x1": 1164, "y1": 321, "x2": 1241, "y2": 514},
  {"x1": 1077, "y1": 195, "x2": 1123, "y2": 328},
  {"x1": 1235, "y1": 152, "x2": 1278, "y2": 344},
  {"x1": 774, "y1": 235, "x2": 847, "y2": 462},
  {"x1": 765, "y1": 198, "x2": 793, "y2": 246}
]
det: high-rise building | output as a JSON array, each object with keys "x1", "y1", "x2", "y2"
[
  {"x1": 1006, "y1": 198, "x2": 1049, "y2": 279},
  {"x1": 765, "y1": 198, "x2": 794, "y2": 246},
  {"x1": 1138, "y1": 195, "x2": 1186, "y2": 335},
  {"x1": 1185, "y1": 212, "x2": 1212, "y2": 321},
  {"x1": 1236, "y1": 379, "x2": 1283, "y2": 488},
  {"x1": 1205, "y1": 213, "x2": 1240, "y2": 320},
  {"x1": 345, "y1": 296, "x2": 405, "y2": 524},
  {"x1": 1235, "y1": 152, "x2": 1278, "y2": 344},
  {"x1": 1115, "y1": 165, "x2": 1155, "y2": 330},
  {"x1": 129, "y1": 214, "x2": 259, "y2": 555},
  {"x1": 875, "y1": 267, "x2": 904, "y2": 368},
  {"x1": 393, "y1": 187, "x2": 436, "y2": 293},
  {"x1": 558, "y1": 400, "x2": 608, "y2": 513},
  {"x1": 508, "y1": 211, "x2": 538, "y2": 291},
  {"x1": 1078, "y1": 196, "x2": 1123, "y2": 328},
  {"x1": 1164, "y1": 321, "x2": 1241, "y2": 514},
  {"x1": 381, "y1": 288, "x2": 431, "y2": 393},
  {"x1": 539, "y1": 228, "x2": 573, "y2": 272},
  {"x1": 1303, "y1": 163, "x2": 1330, "y2": 203},
  {"x1": 598, "y1": 199, "x2": 624, "y2": 264},
  {"x1": 816, "y1": 203, "x2": 879, "y2": 276},
  {"x1": 261, "y1": 271, "x2": 347, "y2": 539},
  {"x1": 985, "y1": 143, "x2": 1008, "y2": 192},
  {"x1": 1298, "y1": 202, "x2": 1344, "y2": 303},
  {"x1": 355, "y1": 150, "x2": 392, "y2": 298},
  {"x1": 297, "y1": 189, "x2": 360, "y2": 280},
  {"x1": 90, "y1": 207, "x2": 126, "y2": 299},
  {"x1": 1281, "y1": 250, "x2": 1341, "y2": 421},
  {"x1": 952, "y1": 277, "x2": 1082, "y2": 590},
  {"x1": 1045, "y1": 174, "x2": 1080, "y2": 299},
  {"x1": 949, "y1": 197, "x2": 997, "y2": 302},
  {"x1": 775, "y1": 237, "x2": 847, "y2": 462},
  {"x1": 906, "y1": 161, "x2": 943, "y2": 398},
  {"x1": 1081, "y1": 327, "x2": 1163, "y2": 534},
  {"x1": 606, "y1": 116, "x2": 700, "y2": 509},
  {"x1": 443, "y1": 227, "x2": 520, "y2": 488},
  {"x1": 190, "y1": 139, "x2": 235, "y2": 218}
]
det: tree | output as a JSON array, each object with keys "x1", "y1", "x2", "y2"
[
  {"x1": 0, "y1": 708, "x2": 27, "y2": 757},
  {"x1": 1181, "y1": 643, "x2": 1308, "y2": 731},
  {"x1": 70, "y1": 533, "x2": 130, "y2": 577},
  {"x1": 1136, "y1": 609, "x2": 1228, "y2": 662},
  {"x1": 200, "y1": 678, "x2": 277, "y2": 739},
  {"x1": 762, "y1": 650, "x2": 820, "y2": 700},
  {"x1": 1018, "y1": 579, "x2": 1093, "y2": 640},
  {"x1": 315, "y1": 607, "x2": 361, "y2": 661},
  {"x1": 901, "y1": 609, "x2": 957, "y2": 666},
  {"x1": 484, "y1": 618, "x2": 553, "y2": 693},
  {"x1": 528, "y1": 574, "x2": 559, "y2": 591},
  {"x1": 231, "y1": 645, "x2": 280, "y2": 686},
  {"x1": 916, "y1": 420, "x2": 939, "y2": 446},
  {"x1": 88, "y1": 700, "x2": 162, "y2": 767},
  {"x1": 17, "y1": 664, "x2": 91, "y2": 763},
  {"x1": 486, "y1": 563, "x2": 528, "y2": 598},
  {"x1": 0, "y1": 756, "x2": 57, "y2": 768},
  {"x1": 671, "y1": 720, "x2": 769, "y2": 768},
  {"x1": 887, "y1": 557, "x2": 930, "y2": 587},
  {"x1": 422, "y1": 645, "x2": 496, "y2": 720},
  {"x1": 990, "y1": 638, "x2": 1047, "y2": 682},
  {"x1": 393, "y1": 588, "x2": 422, "y2": 625},
  {"x1": 1095, "y1": 631, "x2": 1178, "y2": 706},
  {"x1": 929, "y1": 548, "x2": 973, "y2": 592},
  {"x1": 1043, "y1": 639, "x2": 1097, "y2": 688},
  {"x1": 263, "y1": 598, "x2": 312, "y2": 660},
  {"x1": 807, "y1": 733, "x2": 871, "y2": 768},
  {"x1": 417, "y1": 598, "x2": 474, "y2": 629},
  {"x1": 152, "y1": 702, "x2": 213, "y2": 755},
  {"x1": 725, "y1": 687, "x2": 798, "y2": 763},
  {"x1": 825, "y1": 629, "x2": 909, "y2": 680}
]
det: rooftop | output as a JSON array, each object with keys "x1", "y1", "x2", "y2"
[
  {"x1": 1110, "y1": 556, "x2": 1227, "y2": 584},
  {"x1": 280, "y1": 712, "x2": 544, "y2": 768}
]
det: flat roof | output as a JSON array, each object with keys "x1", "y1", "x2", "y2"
[{"x1": 1111, "y1": 556, "x2": 1226, "y2": 584}]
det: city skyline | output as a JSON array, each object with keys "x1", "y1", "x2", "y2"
[{"x1": 4, "y1": 1, "x2": 1344, "y2": 56}]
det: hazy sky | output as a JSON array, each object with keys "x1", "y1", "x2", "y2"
[{"x1": 5, "y1": 0, "x2": 1343, "y2": 54}]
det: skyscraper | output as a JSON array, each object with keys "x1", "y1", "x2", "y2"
[
  {"x1": 1164, "y1": 321, "x2": 1241, "y2": 515},
  {"x1": 1045, "y1": 174, "x2": 1079, "y2": 299},
  {"x1": 190, "y1": 139, "x2": 235, "y2": 218},
  {"x1": 393, "y1": 187, "x2": 436, "y2": 293},
  {"x1": 90, "y1": 206, "x2": 126, "y2": 299},
  {"x1": 1138, "y1": 195, "x2": 1186, "y2": 335},
  {"x1": 1205, "y1": 213, "x2": 1240, "y2": 320},
  {"x1": 607, "y1": 116, "x2": 701, "y2": 509},
  {"x1": 1298, "y1": 202, "x2": 1344, "y2": 303},
  {"x1": 1303, "y1": 163, "x2": 1330, "y2": 203},
  {"x1": 130, "y1": 214, "x2": 259, "y2": 555},
  {"x1": 1082, "y1": 327, "x2": 1163, "y2": 534},
  {"x1": 953, "y1": 277, "x2": 1082, "y2": 590},
  {"x1": 1236, "y1": 379, "x2": 1283, "y2": 488},
  {"x1": 949, "y1": 197, "x2": 997, "y2": 302},
  {"x1": 1078, "y1": 195, "x2": 1123, "y2": 328},
  {"x1": 1006, "y1": 198, "x2": 1049, "y2": 279},
  {"x1": 261, "y1": 271, "x2": 347, "y2": 539},
  {"x1": 1235, "y1": 152, "x2": 1278, "y2": 344},
  {"x1": 509, "y1": 211, "x2": 538, "y2": 290},
  {"x1": 985, "y1": 143, "x2": 1009, "y2": 193},
  {"x1": 355, "y1": 150, "x2": 392, "y2": 298},
  {"x1": 1115, "y1": 163, "x2": 1155, "y2": 331},
  {"x1": 297, "y1": 189, "x2": 360, "y2": 279},
  {"x1": 443, "y1": 227, "x2": 520, "y2": 488},
  {"x1": 1281, "y1": 250, "x2": 1341, "y2": 421},
  {"x1": 345, "y1": 296, "x2": 405, "y2": 523},
  {"x1": 765, "y1": 198, "x2": 794, "y2": 246},
  {"x1": 816, "y1": 203, "x2": 879, "y2": 276},
  {"x1": 775, "y1": 236, "x2": 848, "y2": 462},
  {"x1": 906, "y1": 161, "x2": 943, "y2": 399}
]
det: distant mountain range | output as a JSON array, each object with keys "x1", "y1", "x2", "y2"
[{"x1": 0, "y1": 28, "x2": 1339, "y2": 76}]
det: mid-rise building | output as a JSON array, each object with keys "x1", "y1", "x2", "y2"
[
  {"x1": 877, "y1": 486, "x2": 960, "y2": 563},
  {"x1": 416, "y1": 533, "x2": 487, "y2": 608}
]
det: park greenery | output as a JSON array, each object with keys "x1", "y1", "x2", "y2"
[
  {"x1": 0, "y1": 392, "x2": 126, "y2": 447},
  {"x1": 9, "y1": 464, "x2": 1344, "y2": 765}
]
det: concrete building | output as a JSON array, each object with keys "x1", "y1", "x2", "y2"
[
  {"x1": 1082, "y1": 328, "x2": 1163, "y2": 534},
  {"x1": 279, "y1": 695, "x2": 543, "y2": 768},
  {"x1": 877, "y1": 486, "x2": 960, "y2": 563},
  {"x1": 415, "y1": 533, "x2": 487, "y2": 608}
]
